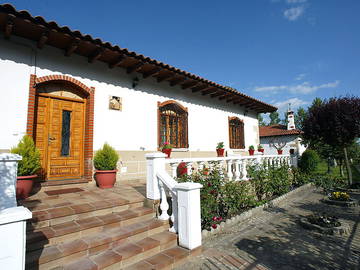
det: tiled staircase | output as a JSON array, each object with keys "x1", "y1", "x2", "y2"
[{"x1": 21, "y1": 184, "x2": 200, "y2": 269}]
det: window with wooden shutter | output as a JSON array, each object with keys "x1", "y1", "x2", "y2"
[
  {"x1": 158, "y1": 101, "x2": 188, "y2": 148},
  {"x1": 229, "y1": 117, "x2": 245, "y2": 149}
]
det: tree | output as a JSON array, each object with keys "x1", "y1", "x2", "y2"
[
  {"x1": 257, "y1": 113, "x2": 266, "y2": 126},
  {"x1": 281, "y1": 112, "x2": 287, "y2": 125},
  {"x1": 295, "y1": 107, "x2": 307, "y2": 130},
  {"x1": 269, "y1": 111, "x2": 281, "y2": 125},
  {"x1": 302, "y1": 96, "x2": 360, "y2": 185}
]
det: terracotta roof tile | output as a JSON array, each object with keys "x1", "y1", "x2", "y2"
[{"x1": 259, "y1": 125, "x2": 302, "y2": 137}]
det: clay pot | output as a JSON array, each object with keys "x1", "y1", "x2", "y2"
[
  {"x1": 258, "y1": 149, "x2": 264, "y2": 153},
  {"x1": 95, "y1": 170, "x2": 117, "y2": 189},
  {"x1": 277, "y1": 150, "x2": 283, "y2": 155},
  {"x1": 248, "y1": 149, "x2": 255, "y2": 156},
  {"x1": 162, "y1": 148, "x2": 172, "y2": 158},
  {"x1": 16, "y1": 175, "x2": 37, "y2": 199},
  {"x1": 216, "y1": 148, "x2": 225, "y2": 157}
]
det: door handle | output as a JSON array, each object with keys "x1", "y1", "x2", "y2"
[{"x1": 48, "y1": 136, "x2": 56, "y2": 143}]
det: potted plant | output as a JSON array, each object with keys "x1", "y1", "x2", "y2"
[
  {"x1": 257, "y1": 144, "x2": 264, "y2": 153},
  {"x1": 269, "y1": 139, "x2": 286, "y2": 155},
  {"x1": 216, "y1": 142, "x2": 225, "y2": 157},
  {"x1": 93, "y1": 143, "x2": 119, "y2": 189},
  {"x1": 161, "y1": 142, "x2": 172, "y2": 158},
  {"x1": 248, "y1": 145, "x2": 255, "y2": 156},
  {"x1": 10, "y1": 135, "x2": 41, "y2": 199},
  {"x1": 277, "y1": 149, "x2": 283, "y2": 155}
]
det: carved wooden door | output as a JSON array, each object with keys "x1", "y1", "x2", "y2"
[{"x1": 35, "y1": 94, "x2": 85, "y2": 181}]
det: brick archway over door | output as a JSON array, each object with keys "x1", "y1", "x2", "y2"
[{"x1": 26, "y1": 74, "x2": 95, "y2": 182}]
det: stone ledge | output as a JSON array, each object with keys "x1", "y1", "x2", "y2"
[{"x1": 202, "y1": 183, "x2": 313, "y2": 238}]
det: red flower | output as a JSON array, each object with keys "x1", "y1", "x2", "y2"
[
  {"x1": 212, "y1": 216, "x2": 217, "y2": 221},
  {"x1": 207, "y1": 183, "x2": 212, "y2": 187},
  {"x1": 212, "y1": 224, "x2": 217, "y2": 229},
  {"x1": 210, "y1": 190, "x2": 216, "y2": 195},
  {"x1": 217, "y1": 217, "x2": 223, "y2": 222}
]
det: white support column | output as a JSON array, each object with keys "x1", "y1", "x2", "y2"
[
  {"x1": 169, "y1": 193, "x2": 178, "y2": 233},
  {"x1": 0, "y1": 154, "x2": 22, "y2": 210},
  {"x1": 227, "y1": 160, "x2": 233, "y2": 180},
  {"x1": 145, "y1": 153, "x2": 166, "y2": 200},
  {"x1": 198, "y1": 161, "x2": 205, "y2": 171},
  {"x1": 234, "y1": 159, "x2": 241, "y2": 181},
  {"x1": 175, "y1": 182, "x2": 203, "y2": 250},
  {"x1": 170, "y1": 163, "x2": 178, "y2": 178},
  {"x1": 186, "y1": 162, "x2": 193, "y2": 176},
  {"x1": 241, "y1": 159, "x2": 248, "y2": 180}
]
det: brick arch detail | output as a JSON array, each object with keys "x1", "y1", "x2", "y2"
[{"x1": 26, "y1": 74, "x2": 95, "y2": 183}]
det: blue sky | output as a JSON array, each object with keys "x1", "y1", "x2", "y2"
[{"x1": 5, "y1": 0, "x2": 360, "y2": 119}]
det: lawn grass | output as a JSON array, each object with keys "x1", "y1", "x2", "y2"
[{"x1": 315, "y1": 160, "x2": 360, "y2": 183}]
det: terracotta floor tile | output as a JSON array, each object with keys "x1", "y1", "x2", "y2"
[
  {"x1": 96, "y1": 213, "x2": 122, "y2": 224},
  {"x1": 118, "y1": 210, "x2": 138, "y2": 220},
  {"x1": 38, "y1": 245, "x2": 63, "y2": 264},
  {"x1": 48, "y1": 206, "x2": 75, "y2": 219},
  {"x1": 113, "y1": 243, "x2": 143, "y2": 260},
  {"x1": 145, "y1": 253, "x2": 174, "y2": 269},
  {"x1": 90, "y1": 200, "x2": 113, "y2": 210},
  {"x1": 147, "y1": 219, "x2": 166, "y2": 229},
  {"x1": 91, "y1": 250, "x2": 122, "y2": 268},
  {"x1": 161, "y1": 247, "x2": 189, "y2": 262},
  {"x1": 64, "y1": 258, "x2": 98, "y2": 270},
  {"x1": 32, "y1": 210, "x2": 51, "y2": 222},
  {"x1": 58, "y1": 239, "x2": 89, "y2": 257},
  {"x1": 123, "y1": 261, "x2": 154, "y2": 270},
  {"x1": 132, "y1": 207, "x2": 153, "y2": 216},
  {"x1": 149, "y1": 232, "x2": 177, "y2": 245},
  {"x1": 136, "y1": 237, "x2": 160, "y2": 251},
  {"x1": 51, "y1": 221, "x2": 80, "y2": 236},
  {"x1": 70, "y1": 203, "x2": 95, "y2": 214},
  {"x1": 75, "y1": 216, "x2": 104, "y2": 230},
  {"x1": 83, "y1": 233, "x2": 113, "y2": 248},
  {"x1": 27, "y1": 227, "x2": 56, "y2": 243},
  {"x1": 125, "y1": 222, "x2": 148, "y2": 236}
]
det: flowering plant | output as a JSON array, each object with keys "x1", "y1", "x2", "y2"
[
  {"x1": 216, "y1": 142, "x2": 224, "y2": 149},
  {"x1": 330, "y1": 191, "x2": 350, "y2": 201},
  {"x1": 162, "y1": 142, "x2": 172, "y2": 150}
]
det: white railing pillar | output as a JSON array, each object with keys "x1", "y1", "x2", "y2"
[
  {"x1": 0, "y1": 154, "x2": 32, "y2": 270},
  {"x1": 146, "y1": 153, "x2": 167, "y2": 200},
  {"x1": 158, "y1": 183, "x2": 170, "y2": 220},
  {"x1": 234, "y1": 159, "x2": 241, "y2": 181},
  {"x1": 227, "y1": 160, "x2": 233, "y2": 180},
  {"x1": 241, "y1": 159, "x2": 248, "y2": 180},
  {"x1": 170, "y1": 163, "x2": 178, "y2": 178},
  {"x1": 186, "y1": 162, "x2": 193, "y2": 176},
  {"x1": 175, "y1": 182, "x2": 203, "y2": 250}
]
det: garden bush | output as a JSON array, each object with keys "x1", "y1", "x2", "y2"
[
  {"x1": 299, "y1": 149, "x2": 320, "y2": 174},
  {"x1": 93, "y1": 143, "x2": 119, "y2": 170},
  {"x1": 11, "y1": 135, "x2": 41, "y2": 176}
]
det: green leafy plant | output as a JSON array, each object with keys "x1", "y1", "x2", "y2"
[
  {"x1": 162, "y1": 142, "x2": 172, "y2": 150},
  {"x1": 257, "y1": 144, "x2": 263, "y2": 150},
  {"x1": 93, "y1": 143, "x2": 119, "y2": 170},
  {"x1": 216, "y1": 142, "x2": 224, "y2": 149},
  {"x1": 11, "y1": 135, "x2": 41, "y2": 176},
  {"x1": 249, "y1": 145, "x2": 255, "y2": 150},
  {"x1": 299, "y1": 149, "x2": 320, "y2": 174}
]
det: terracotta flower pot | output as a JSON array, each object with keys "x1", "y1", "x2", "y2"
[
  {"x1": 258, "y1": 149, "x2": 264, "y2": 153},
  {"x1": 216, "y1": 148, "x2": 225, "y2": 157},
  {"x1": 16, "y1": 175, "x2": 37, "y2": 199},
  {"x1": 95, "y1": 170, "x2": 117, "y2": 189},
  {"x1": 248, "y1": 149, "x2": 255, "y2": 156},
  {"x1": 162, "y1": 148, "x2": 172, "y2": 158},
  {"x1": 277, "y1": 150, "x2": 283, "y2": 155}
]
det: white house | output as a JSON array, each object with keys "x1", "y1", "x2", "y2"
[
  {"x1": 259, "y1": 110, "x2": 305, "y2": 156},
  {"x1": 0, "y1": 4, "x2": 276, "y2": 184}
]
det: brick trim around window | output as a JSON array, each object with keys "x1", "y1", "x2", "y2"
[{"x1": 26, "y1": 74, "x2": 95, "y2": 182}]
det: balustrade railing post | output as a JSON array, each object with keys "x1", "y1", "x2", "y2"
[
  {"x1": 145, "y1": 153, "x2": 167, "y2": 200},
  {"x1": 198, "y1": 161, "x2": 205, "y2": 171},
  {"x1": 159, "y1": 183, "x2": 170, "y2": 220},
  {"x1": 169, "y1": 193, "x2": 178, "y2": 233},
  {"x1": 186, "y1": 162, "x2": 192, "y2": 176},
  {"x1": 241, "y1": 159, "x2": 248, "y2": 180},
  {"x1": 174, "y1": 182, "x2": 203, "y2": 250},
  {"x1": 170, "y1": 163, "x2": 178, "y2": 178},
  {"x1": 227, "y1": 160, "x2": 233, "y2": 180},
  {"x1": 234, "y1": 159, "x2": 241, "y2": 181}
]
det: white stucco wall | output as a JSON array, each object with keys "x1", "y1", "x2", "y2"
[
  {"x1": 260, "y1": 135, "x2": 306, "y2": 156},
  {"x1": 0, "y1": 36, "x2": 259, "y2": 153}
]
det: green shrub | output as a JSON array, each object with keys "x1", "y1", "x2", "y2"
[
  {"x1": 268, "y1": 165, "x2": 292, "y2": 196},
  {"x1": 299, "y1": 150, "x2": 320, "y2": 174},
  {"x1": 248, "y1": 164, "x2": 271, "y2": 200},
  {"x1": 312, "y1": 173, "x2": 347, "y2": 190},
  {"x1": 11, "y1": 135, "x2": 41, "y2": 176},
  {"x1": 93, "y1": 143, "x2": 119, "y2": 170},
  {"x1": 292, "y1": 167, "x2": 311, "y2": 187}
]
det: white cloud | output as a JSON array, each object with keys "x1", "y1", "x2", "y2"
[
  {"x1": 254, "y1": 80, "x2": 340, "y2": 95},
  {"x1": 294, "y1": 73, "x2": 306, "y2": 81},
  {"x1": 284, "y1": 6, "x2": 305, "y2": 21},
  {"x1": 286, "y1": 0, "x2": 307, "y2": 4},
  {"x1": 273, "y1": 98, "x2": 309, "y2": 111}
]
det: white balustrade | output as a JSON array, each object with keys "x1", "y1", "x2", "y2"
[{"x1": 146, "y1": 153, "x2": 293, "y2": 250}]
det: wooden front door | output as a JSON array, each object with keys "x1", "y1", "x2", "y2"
[{"x1": 34, "y1": 93, "x2": 85, "y2": 181}]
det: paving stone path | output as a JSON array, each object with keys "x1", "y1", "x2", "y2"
[{"x1": 176, "y1": 187, "x2": 360, "y2": 270}]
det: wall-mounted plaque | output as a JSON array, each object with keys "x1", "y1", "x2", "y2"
[{"x1": 109, "y1": 96, "x2": 122, "y2": 111}]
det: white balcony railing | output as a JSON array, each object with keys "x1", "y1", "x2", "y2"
[{"x1": 146, "y1": 153, "x2": 295, "y2": 250}]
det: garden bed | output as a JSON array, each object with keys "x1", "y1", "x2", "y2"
[
  {"x1": 320, "y1": 197, "x2": 357, "y2": 207},
  {"x1": 299, "y1": 214, "x2": 350, "y2": 235}
]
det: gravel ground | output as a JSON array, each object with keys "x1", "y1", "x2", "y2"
[{"x1": 176, "y1": 186, "x2": 360, "y2": 270}]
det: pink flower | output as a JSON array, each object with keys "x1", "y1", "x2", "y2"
[
  {"x1": 207, "y1": 183, "x2": 212, "y2": 187},
  {"x1": 212, "y1": 216, "x2": 217, "y2": 221},
  {"x1": 217, "y1": 217, "x2": 223, "y2": 222}
]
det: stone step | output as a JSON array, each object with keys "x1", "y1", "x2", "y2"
[
  {"x1": 53, "y1": 231, "x2": 180, "y2": 270},
  {"x1": 28, "y1": 197, "x2": 145, "y2": 230},
  {"x1": 27, "y1": 207, "x2": 154, "y2": 251},
  {"x1": 26, "y1": 219, "x2": 171, "y2": 270}
]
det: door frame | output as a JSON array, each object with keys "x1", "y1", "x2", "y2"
[{"x1": 26, "y1": 74, "x2": 95, "y2": 183}]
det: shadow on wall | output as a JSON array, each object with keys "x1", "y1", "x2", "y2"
[
  {"x1": 234, "y1": 190, "x2": 360, "y2": 270},
  {"x1": 0, "y1": 37, "x2": 256, "y2": 117}
]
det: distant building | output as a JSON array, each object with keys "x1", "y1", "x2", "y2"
[{"x1": 259, "y1": 110, "x2": 306, "y2": 156}]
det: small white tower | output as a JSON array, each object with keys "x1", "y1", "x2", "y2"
[{"x1": 287, "y1": 103, "x2": 295, "y2": 130}]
